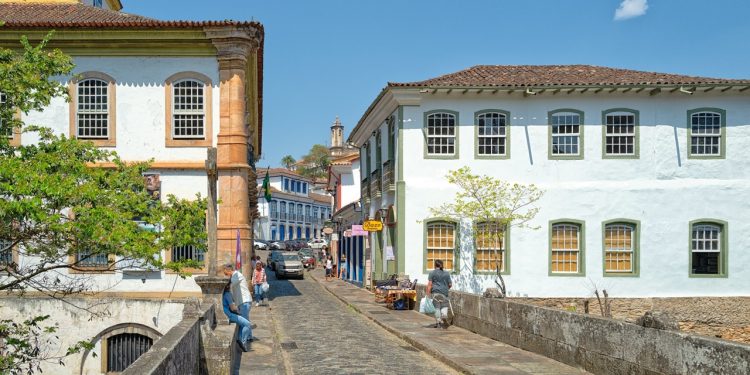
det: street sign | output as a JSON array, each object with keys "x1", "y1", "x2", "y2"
[{"x1": 362, "y1": 220, "x2": 383, "y2": 232}]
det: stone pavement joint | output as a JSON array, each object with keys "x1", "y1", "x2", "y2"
[{"x1": 309, "y1": 269, "x2": 589, "y2": 375}]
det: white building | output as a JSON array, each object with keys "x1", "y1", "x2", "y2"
[
  {"x1": 349, "y1": 65, "x2": 750, "y2": 298},
  {"x1": 255, "y1": 168, "x2": 332, "y2": 241},
  {"x1": 0, "y1": 1, "x2": 263, "y2": 373},
  {"x1": 328, "y1": 145, "x2": 365, "y2": 284}
]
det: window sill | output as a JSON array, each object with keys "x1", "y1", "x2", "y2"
[
  {"x1": 166, "y1": 138, "x2": 211, "y2": 148},
  {"x1": 688, "y1": 273, "x2": 728, "y2": 279},
  {"x1": 78, "y1": 138, "x2": 116, "y2": 147}
]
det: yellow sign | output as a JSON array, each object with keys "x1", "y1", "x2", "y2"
[{"x1": 362, "y1": 220, "x2": 383, "y2": 232}]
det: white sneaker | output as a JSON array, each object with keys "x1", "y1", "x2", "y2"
[{"x1": 254, "y1": 302, "x2": 259, "y2": 307}]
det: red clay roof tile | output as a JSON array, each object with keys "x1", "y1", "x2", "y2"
[{"x1": 388, "y1": 65, "x2": 750, "y2": 88}]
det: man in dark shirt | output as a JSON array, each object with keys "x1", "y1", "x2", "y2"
[{"x1": 426, "y1": 259, "x2": 452, "y2": 328}]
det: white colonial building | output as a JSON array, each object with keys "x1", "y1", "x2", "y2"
[
  {"x1": 255, "y1": 168, "x2": 332, "y2": 241},
  {"x1": 0, "y1": 1, "x2": 263, "y2": 373},
  {"x1": 349, "y1": 65, "x2": 750, "y2": 298}
]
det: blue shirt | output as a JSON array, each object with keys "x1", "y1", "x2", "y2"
[{"x1": 222, "y1": 290, "x2": 235, "y2": 319}]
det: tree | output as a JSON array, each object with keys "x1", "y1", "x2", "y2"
[
  {"x1": 428, "y1": 167, "x2": 544, "y2": 297},
  {"x1": 296, "y1": 144, "x2": 330, "y2": 180},
  {"x1": 280, "y1": 155, "x2": 296, "y2": 169},
  {"x1": 0, "y1": 34, "x2": 207, "y2": 372}
]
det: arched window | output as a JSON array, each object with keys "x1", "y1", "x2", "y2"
[
  {"x1": 690, "y1": 220, "x2": 727, "y2": 276},
  {"x1": 549, "y1": 220, "x2": 585, "y2": 275},
  {"x1": 425, "y1": 220, "x2": 457, "y2": 272},
  {"x1": 475, "y1": 110, "x2": 509, "y2": 158},
  {"x1": 688, "y1": 109, "x2": 725, "y2": 158},
  {"x1": 70, "y1": 72, "x2": 116, "y2": 146},
  {"x1": 165, "y1": 72, "x2": 213, "y2": 147},
  {"x1": 425, "y1": 111, "x2": 458, "y2": 157},
  {"x1": 280, "y1": 201, "x2": 287, "y2": 220},
  {"x1": 549, "y1": 109, "x2": 584, "y2": 159},
  {"x1": 603, "y1": 220, "x2": 639, "y2": 275},
  {"x1": 0, "y1": 237, "x2": 13, "y2": 266},
  {"x1": 603, "y1": 109, "x2": 638, "y2": 158},
  {"x1": 107, "y1": 333, "x2": 153, "y2": 372},
  {"x1": 474, "y1": 221, "x2": 507, "y2": 273}
]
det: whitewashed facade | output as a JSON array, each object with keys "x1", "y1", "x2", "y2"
[{"x1": 349, "y1": 65, "x2": 750, "y2": 298}]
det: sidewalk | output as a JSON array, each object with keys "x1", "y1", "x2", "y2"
[
  {"x1": 238, "y1": 298, "x2": 286, "y2": 374},
  {"x1": 310, "y1": 270, "x2": 588, "y2": 375}
]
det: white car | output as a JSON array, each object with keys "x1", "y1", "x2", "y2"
[{"x1": 307, "y1": 238, "x2": 328, "y2": 249}]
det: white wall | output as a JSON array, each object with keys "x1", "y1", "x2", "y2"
[
  {"x1": 0, "y1": 298, "x2": 185, "y2": 375},
  {"x1": 338, "y1": 159, "x2": 361, "y2": 208},
  {"x1": 400, "y1": 92, "x2": 750, "y2": 298}
]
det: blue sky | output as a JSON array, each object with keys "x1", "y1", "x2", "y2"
[{"x1": 127, "y1": 0, "x2": 750, "y2": 167}]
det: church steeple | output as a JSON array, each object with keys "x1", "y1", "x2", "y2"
[{"x1": 330, "y1": 116, "x2": 344, "y2": 156}]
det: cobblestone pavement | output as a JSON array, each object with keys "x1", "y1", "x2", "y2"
[{"x1": 266, "y1": 268, "x2": 457, "y2": 375}]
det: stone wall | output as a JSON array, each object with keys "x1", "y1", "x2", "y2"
[
  {"x1": 518, "y1": 297, "x2": 750, "y2": 344},
  {"x1": 417, "y1": 286, "x2": 750, "y2": 375}
]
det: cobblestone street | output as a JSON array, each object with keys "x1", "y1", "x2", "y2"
[{"x1": 265, "y1": 269, "x2": 457, "y2": 375}]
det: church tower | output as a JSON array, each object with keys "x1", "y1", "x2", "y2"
[{"x1": 330, "y1": 116, "x2": 344, "y2": 157}]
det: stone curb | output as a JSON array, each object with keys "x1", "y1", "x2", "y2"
[{"x1": 308, "y1": 272, "x2": 472, "y2": 375}]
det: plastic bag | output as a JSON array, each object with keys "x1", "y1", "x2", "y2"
[
  {"x1": 261, "y1": 282, "x2": 269, "y2": 293},
  {"x1": 419, "y1": 297, "x2": 435, "y2": 314}
]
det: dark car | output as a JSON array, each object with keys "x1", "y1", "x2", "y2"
[{"x1": 267, "y1": 250, "x2": 282, "y2": 271}]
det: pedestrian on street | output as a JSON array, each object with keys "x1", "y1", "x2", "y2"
[
  {"x1": 223, "y1": 263, "x2": 253, "y2": 334},
  {"x1": 251, "y1": 256, "x2": 257, "y2": 271},
  {"x1": 325, "y1": 255, "x2": 333, "y2": 281},
  {"x1": 321, "y1": 247, "x2": 327, "y2": 262},
  {"x1": 222, "y1": 282, "x2": 251, "y2": 352},
  {"x1": 339, "y1": 254, "x2": 347, "y2": 280},
  {"x1": 426, "y1": 259, "x2": 452, "y2": 328},
  {"x1": 251, "y1": 261, "x2": 267, "y2": 307}
]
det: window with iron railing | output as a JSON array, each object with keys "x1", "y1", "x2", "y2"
[
  {"x1": 361, "y1": 177, "x2": 370, "y2": 203},
  {"x1": 75, "y1": 250, "x2": 109, "y2": 268},
  {"x1": 172, "y1": 244, "x2": 205, "y2": 263},
  {"x1": 382, "y1": 160, "x2": 394, "y2": 192},
  {"x1": 370, "y1": 170, "x2": 381, "y2": 198},
  {"x1": 0, "y1": 238, "x2": 12, "y2": 266},
  {"x1": 107, "y1": 333, "x2": 153, "y2": 372}
]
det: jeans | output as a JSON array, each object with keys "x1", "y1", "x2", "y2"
[
  {"x1": 226, "y1": 310, "x2": 251, "y2": 344},
  {"x1": 239, "y1": 302, "x2": 252, "y2": 337},
  {"x1": 253, "y1": 284, "x2": 263, "y2": 303}
]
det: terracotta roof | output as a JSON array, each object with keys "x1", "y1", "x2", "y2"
[
  {"x1": 266, "y1": 186, "x2": 331, "y2": 205},
  {"x1": 388, "y1": 65, "x2": 750, "y2": 88},
  {"x1": 0, "y1": 3, "x2": 261, "y2": 28},
  {"x1": 331, "y1": 153, "x2": 359, "y2": 166}
]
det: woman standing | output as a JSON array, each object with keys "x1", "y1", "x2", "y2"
[
  {"x1": 251, "y1": 261, "x2": 267, "y2": 307},
  {"x1": 325, "y1": 255, "x2": 333, "y2": 281}
]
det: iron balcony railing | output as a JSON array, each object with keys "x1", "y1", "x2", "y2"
[
  {"x1": 280, "y1": 212, "x2": 287, "y2": 220},
  {"x1": 361, "y1": 177, "x2": 370, "y2": 204},
  {"x1": 382, "y1": 160, "x2": 395, "y2": 192},
  {"x1": 370, "y1": 170, "x2": 382, "y2": 199}
]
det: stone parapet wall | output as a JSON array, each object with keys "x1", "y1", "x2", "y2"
[
  {"x1": 416, "y1": 285, "x2": 750, "y2": 375},
  {"x1": 518, "y1": 297, "x2": 750, "y2": 344}
]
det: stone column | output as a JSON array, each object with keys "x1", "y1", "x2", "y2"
[{"x1": 205, "y1": 26, "x2": 262, "y2": 279}]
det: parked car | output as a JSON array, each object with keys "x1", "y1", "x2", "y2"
[
  {"x1": 275, "y1": 252, "x2": 304, "y2": 279},
  {"x1": 308, "y1": 238, "x2": 328, "y2": 250},
  {"x1": 298, "y1": 248, "x2": 316, "y2": 268},
  {"x1": 253, "y1": 239, "x2": 269, "y2": 250},
  {"x1": 270, "y1": 241, "x2": 287, "y2": 250},
  {"x1": 267, "y1": 250, "x2": 282, "y2": 271}
]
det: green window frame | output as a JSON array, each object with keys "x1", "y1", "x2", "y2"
[
  {"x1": 423, "y1": 218, "x2": 460, "y2": 274},
  {"x1": 548, "y1": 109, "x2": 584, "y2": 160},
  {"x1": 423, "y1": 110, "x2": 459, "y2": 159},
  {"x1": 473, "y1": 221, "x2": 510, "y2": 275},
  {"x1": 687, "y1": 108, "x2": 726, "y2": 159},
  {"x1": 689, "y1": 219, "x2": 728, "y2": 278},
  {"x1": 474, "y1": 109, "x2": 510, "y2": 159},
  {"x1": 602, "y1": 219, "x2": 640, "y2": 277},
  {"x1": 602, "y1": 108, "x2": 639, "y2": 159},
  {"x1": 549, "y1": 219, "x2": 585, "y2": 276},
  {"x1": 375, "y1": 129, "x2": 382, "y2": 167}
]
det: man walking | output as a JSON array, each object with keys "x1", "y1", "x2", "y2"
[{"x1": 426, "y1": 259, "x2": 452, "y2": 328}]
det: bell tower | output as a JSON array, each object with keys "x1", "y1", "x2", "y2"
[{"x1": 330, "y1": 116, "x2": 344, "y2": 157}]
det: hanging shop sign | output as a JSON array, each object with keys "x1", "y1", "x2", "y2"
[
  {"x1": 350, "y1": 225, "x2": 367, "y2": 236},
  {"x1": 343, "y1": 229, "x2": 352, "y2": 238},
  {"x1": 362, "y1": 220, "x2": 383, "y2": 232},
  {"x1": 322, "y1": 227, "x2": 334, "y2": 235}
]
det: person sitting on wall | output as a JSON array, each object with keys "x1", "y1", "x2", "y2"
[{"x1": 222, "y1": 282, "x2": 251, "y2": 352}]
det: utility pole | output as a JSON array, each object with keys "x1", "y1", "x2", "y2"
[{"x1": 205, "y1": 147, "x2": 218, "y2": 276}]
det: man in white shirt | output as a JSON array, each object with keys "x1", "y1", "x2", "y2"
[{"x1": 223, "y1": 263, "x2": 253, "y2": 340}]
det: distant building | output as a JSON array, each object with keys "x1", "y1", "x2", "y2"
[
  {"x1": 349, "y1": 65, "x2": 750, "y2": 298},
  {"x1": 256, "y1": 168, "x2": 332, "y2": 241}
]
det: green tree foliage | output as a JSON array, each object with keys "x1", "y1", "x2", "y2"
[
  {"x1": 429, "y1": 167, "x2": 544, "y2": 297},
  {"x1": 0, "y1": 33, "x2": 207, "y2": 371},
  {"x1": 297, "y1": 144, "x2": 330, "y2": 180},
  {"x1": 280, "y1": 155, "x2": 296, "y2": 169}
]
